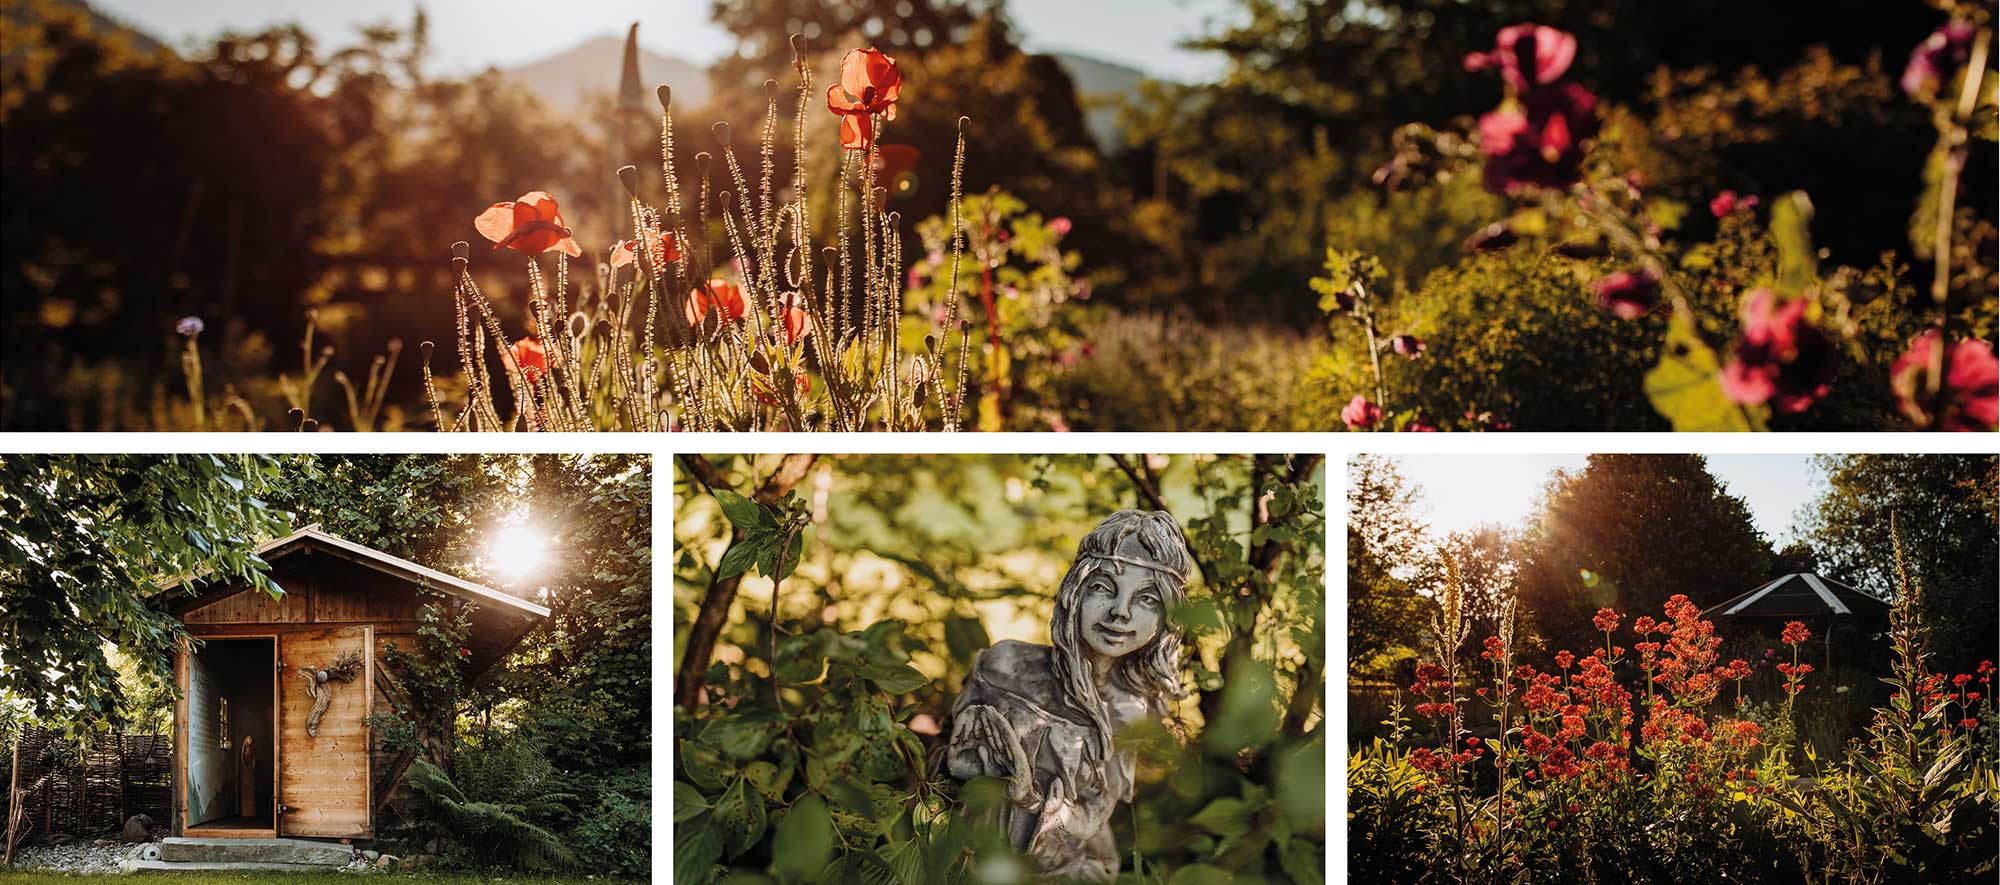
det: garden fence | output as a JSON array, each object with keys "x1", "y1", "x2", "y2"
[{"x1": 5, "y1": 727, "x2": 172, "y2": 857}]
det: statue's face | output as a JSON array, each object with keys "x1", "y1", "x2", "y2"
[{"x1": 1078, "y1": 564, "x2": 1165, "y2": 659}]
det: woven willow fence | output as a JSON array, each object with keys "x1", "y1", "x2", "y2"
[{"x1": 5, "y1": 728, "x2": 172, "y2": 862}]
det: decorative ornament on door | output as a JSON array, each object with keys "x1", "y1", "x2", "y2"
[{"x1": 298, "y1": 650, "x2": 363, "y2": 738}]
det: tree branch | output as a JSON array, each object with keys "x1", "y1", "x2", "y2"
[
  {"x1": 672, "y1": 453, "x2": 819, "y2": 710},
  {"x1": 1108, "y1": 453, "x2": 1214, "y2": 588}
]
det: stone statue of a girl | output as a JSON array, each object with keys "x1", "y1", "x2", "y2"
[{"x1": 948, "y1": 509, "x2": 1192, "y2": 881}]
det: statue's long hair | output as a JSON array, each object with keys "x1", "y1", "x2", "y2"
[{"x1": 1048, "y1": 509, "x2": 1193, "y2": 771}]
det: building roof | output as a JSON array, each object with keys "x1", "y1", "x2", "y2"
[
  {"x1": 1701, "y1": 572, "x2": 1891, "y2": 622},
  {"x1": 158, "y1": 525, "x2": 549, "y2": 619}
]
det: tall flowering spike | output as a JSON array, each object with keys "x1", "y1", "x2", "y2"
[
  {"x1": 1464, "y1": 24, "x2": 1578, "y2": 93},
  {"x1": 1718, "y1": 288, "x2": 1835, "y2": 413},
  {"x1": 827, "y1": 47, "x2": 902, "y2": 150},
  {"x1": 1890, "y1": 329, "x2": 1999, "y2": 432},
  {"x1": 474, "y1": 191, "x2": 583, "y2": 257}
]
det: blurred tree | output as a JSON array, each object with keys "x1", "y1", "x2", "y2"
[
  {"x1": 1805, "y1": 454, "x2": 1998, "y2": 673},
  {"x1": 1438, "y1": 525, "x2": 1523, "y2": 650},
  {"x1": 0, "y1": 454, "x2": 287, "y2": 737},
  {"x1": 1515, "y1": 455, "x2": 1773, "y2": 656},
  {"x1": 1347, "y1": 454, "x2": 1432, "y2": 675}
]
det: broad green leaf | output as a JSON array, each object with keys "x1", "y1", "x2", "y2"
[
  {"x1": 859, "y1": 661, "x2": 929, "y2": 695},
  {"x1": 1769, "y1": 190, "x2": 1817, "y2": 293},
  {"x1": 707, "y1": 708, "x2": 785, "y2": 759},
  {"x1": 714, "y1": 489, "x2": 769, "y2": 532},
  {"x1": 1644, "y1": 312, "x2": 1761, "y2": 432},
  {"x1": 1166, "y1": 864, "x2": 1237, "y2": 885},
  {"x1": 943, "y1": 614, "x2": 991, "y2": 661},
  {"x1": 673, "y1": 781, "x2": 711, "y2": 823},
  {"x1": 771, "y1": 795, "x2": 834, "y2": 885},
  {"x1": 716, "y1": 539, "x2": 760, "y2": 581},
  {"x1": 682, "y1": 739, "x2": 731, "y2": 791},
  {"x1": 712, "y1": 777, "x2": 768, "y2": 859},
  {"x1": 673, "y1": 813, "x2": 723, "y2": 884},
  {"x1": 1203, "y1": 656, "x2": 1281, "y2": 753},
  {"x1": 1188, "y1": 797, "x2": 1256, "y2": 837},
  {"x1": 1276, "y1": 738, "x2": 1327, "y2": 829}
]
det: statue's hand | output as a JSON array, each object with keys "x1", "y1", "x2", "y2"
[{"x1": 951, "y1": 704, "x2": 1038, "y2": 809}]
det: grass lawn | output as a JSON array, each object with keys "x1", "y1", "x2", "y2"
[{"x1": 0, "y1": 873, "x2": 638, "y2": 883}]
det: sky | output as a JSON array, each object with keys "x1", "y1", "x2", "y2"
[
  {"x1": 88, "y1": 0, "x2": 1241, "y2": 82},
  {"x1": 1389, "y1": 453, "x2": 1822, "y2": 543}
]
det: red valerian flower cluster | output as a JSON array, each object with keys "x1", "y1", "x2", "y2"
[
  {"x1": 1467, "y1": 23, "x2": 1599, "y2": 194},
  {"x1": 1593, "y1": 607, "x2": 1620, "y2": 634},
  {"x1": 1719, "y1": 288, "x2": 1836, "y2": 413},
  {"x1": 1781, "y1": 620, "x2": 1812, "y2": 646}
]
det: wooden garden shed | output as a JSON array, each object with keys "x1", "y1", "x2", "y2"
[{"x1": 154, "y1": 526, "x2": 547, "y2": 842}]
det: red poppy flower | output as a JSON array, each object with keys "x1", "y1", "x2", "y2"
[
  {"x1": 1890, "y1": 329, "x2": 1999, "y2": 432},
  {"x1": 1464, "y1": 23, "x2": 1578, "y2": 94},
  {"x1": 475, "y1": 191, "x2": 583, "y2": 257},
  {"x1": 776, "y1": 291, "x2": 811, "y2": 345},
  {"x1": 1719, "y1": 289, "x2": 1835, "y2": 413},
  {"x1": 512, "y1": 337, "x2": 548, "y2": 385},
  {"x1": 1341, "y1": 395, "x2": 1383, "y2": 429},
  {"x1": 1478, "y1": 83, "x2": 1599, "y2": 194},
  {"x1": 685, "y1": 279, "x2": 747, "y2": 329},
  {"x1": 610, "y1": 226, "x2": 682, "y2": 269},
  {"x1": 826, "y1": 47, "x2": 902, "y2": 150}
]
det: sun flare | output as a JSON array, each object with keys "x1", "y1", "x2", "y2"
[{"x1": 487, "y1": 523, "x2": 550, "y2": 584}]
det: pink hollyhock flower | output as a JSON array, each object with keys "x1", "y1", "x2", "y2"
[
  {"x1": 1719, "y1": 289, "x2": 1835, "y2": 413},
  {"x1": 1890, "y1": 329, "x2": 1999, "y2": 431},
  {"x1": 1902, "y1": 21, "x2": 1976, "y2": 98},
  {"x1": 1590, "y1": 270, "x2": 1659, "y2": 319},
  {"x1": 1341, "y1": 395, "x2": 1383, "y2": 429},
  {"x1": 1049, "y1": 216, "x2": 1073, "y2": 237},
  {"x1": 1390, "y1": 335, "x2": 1426, "y2": 358},
  {"x1": 1464, "y1": 24, "x2": 1579, "y2": 93},
  {"x1": 1479, "y1": 83, "x2": 1599, "y2": 194},
  {"x1": 1709, "y1": 190, "x2": 1759, "y2": 218}
]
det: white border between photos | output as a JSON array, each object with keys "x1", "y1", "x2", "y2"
[{"x1": 1, "y1": 429, "x2": 1991, "y2": 885}]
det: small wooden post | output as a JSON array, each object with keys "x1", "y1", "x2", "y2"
[{"x1": 5, "y1": 732, "x2": 21, "y2": 867}]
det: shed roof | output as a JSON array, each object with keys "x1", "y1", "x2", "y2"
[
  {"x1": 158, "y1": 525, "x2": 550, "y2": 619},
  {"x1": 1701, "y1": 573, "x2": 1890, "y2": 622}
]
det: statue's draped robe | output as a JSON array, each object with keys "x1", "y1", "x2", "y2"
[{"x1": 948, "y1": 640, "x2": 1134, "y2": 882}]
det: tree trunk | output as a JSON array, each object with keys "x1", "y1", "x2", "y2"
[{"x1": 672, "y1": 454, "x2": 817, "y2": 710}]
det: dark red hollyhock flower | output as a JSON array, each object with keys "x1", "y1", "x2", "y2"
[
  {"x1": 1719, "y1": 289, "x2": 1835, "y2": 413},
  {"x1": 1590, "y1": 270, "x2": 1659, "y2": 319},
  {"x1": 1902, "y1": 21, "x2": 1976, "y2": 98},
  {"x1": 1890, "y1": 329, "x2": 1999, "y2": 432},
  {"x1": 1390, "y1": 335, "x2": 1427, "y2": 358},
  {"x1": 475, "y1": 191, "x2": 583, "y2": 257},
  {"x1": 1709, "y1": 190, "x2": 1759, "y2": 218},
  {"x1": 1478, "y1": 83, "x2": 1599, "y2": 194},
  {"x1": 1464, "y1": 24, "x2": 1578, "y2": 94},
  {"x1": 826, "y1": 48, "x2": 902, "y2": 150},
  {"x1": 1341, "y1": 395, "x2": 1383, "y2": 429},
  {"x1": 512, "y1": 337, "x2": 548, "y2": 385}
]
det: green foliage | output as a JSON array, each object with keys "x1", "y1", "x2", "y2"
[
  {"x1": 1346, "y1": 456, "x2": 1432, "y2": 676},
  {"x1": 404, "y1": 759, "x2": 578, "y2": 873},
  {"x1": 1805, "y1": 454, "x2": 1999, "y2": 672},
  {"x1": 0, "y1": 454, "x2": 288, "y2": 737},
  {"x1": 1052, "y1": 310, "x2": 1334, "y2": 432},
  {"x1": 674, "y1": 619, "x2": 984, "y2": 885},
  {"x1": 1515, "y1": 454, "x2": 1773, "y2": 656}
]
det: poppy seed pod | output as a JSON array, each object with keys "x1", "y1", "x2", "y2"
[
  {"x1": 765, "y1": 79, "x2": 779, "y2": 100},
  {"x1": 958, "y1": 116, "x2": 971, "y2": 134},
  {"x1": 617, "y1": 165, "x2": 640, "y2": 197},
  {"x1": 712, "y1": 121, "x2": 731, "y2": 146},
  {"x1": 790, "y1": 34, "x2": 808, "y2": 62},
  {"x1": 656, "y1": 84, "x2": 671, "y2": 112},
  {"x1": 419, "y1": 341, "x2": 435, "y2": 360},
  {"x1": 451, "y1": 241, "x2": 470, "y2": 263},
  {"x1": 694, "y1": 152, "x2": 712, "y2": 176}
]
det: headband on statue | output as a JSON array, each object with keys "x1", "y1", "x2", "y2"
[{"x1": 1087, "y1": 553, "x2": 1184, "y2": 581}]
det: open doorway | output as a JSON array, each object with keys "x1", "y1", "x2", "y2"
[{"x1": 185, "y1": 637, "x2": 275, "y2": 832}]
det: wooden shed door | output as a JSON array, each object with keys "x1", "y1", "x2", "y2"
[{"x1": 278, "y1": 626, "x2": 373, "y2": 838}]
